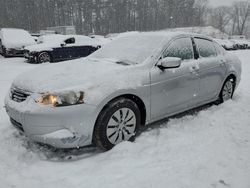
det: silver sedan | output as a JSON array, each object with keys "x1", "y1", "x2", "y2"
[{"x1": 5, "y1": 32, "x2": 241, "y2": 150}]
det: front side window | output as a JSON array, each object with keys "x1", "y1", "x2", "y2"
[
  {"x1": 195, "y1": 38, "x2": 217, "y2": 58},
  {"x1": 163, "y1": 37, "x2": 194, "y2": 60}
]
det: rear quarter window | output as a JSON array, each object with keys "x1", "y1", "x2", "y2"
[{"x1": 214, "y1": 42, "x2": 226, "y2": 55}]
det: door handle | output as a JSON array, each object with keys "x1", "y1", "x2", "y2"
[
  {"x1": 220, "y1": 59, "x2": 227, "y2": 64},
  {"x1": 190, "y1": 66, "x2": 199, "y2": 75},
  {"x1": 191, "y1": 66, "x2": 199, "y2": 71}
]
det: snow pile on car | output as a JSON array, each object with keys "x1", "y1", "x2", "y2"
[
  {"x1": 0, "y1": 28, "x2": 36, "y2": 49},
  {"x1": 25, "y1": 34, "x2": 99, "y2": 52}
]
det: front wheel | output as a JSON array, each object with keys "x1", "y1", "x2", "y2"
[
  {"x1": 38, "y1": 52, "x2": 51, "y2": 63},
  {"x1": 93, "y1": 98, "x2": 141, "y2": 150}
]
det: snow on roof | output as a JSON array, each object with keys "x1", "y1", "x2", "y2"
[{"x1": 165, "y1": 26, "x2": 229, "y2": 39}]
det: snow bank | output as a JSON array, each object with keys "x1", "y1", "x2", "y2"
[{"x1": 0, "y1": 50, "x2": 249, "y2": 188}]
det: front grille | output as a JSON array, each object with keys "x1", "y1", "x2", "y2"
[
  {"x1": 10, "y1": 118, "x2": 24, "y2": 132},
  {"x1": 10, "y1": 87, "x2": 31, "y2": 103}
]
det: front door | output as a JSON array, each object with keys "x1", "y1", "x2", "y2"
[{"x1": 150, "y1": 37, "x2": 200, "y2": 121}]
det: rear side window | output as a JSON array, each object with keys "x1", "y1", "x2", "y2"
[
  {"x1": 194, "y1": 38, "x2": 217, "y2": 58},
  {"x1": 163, "y1": 37, "x2": 194, "y2": 60},
  {"x1": 214, "y1": 42, "x2": 226, "y2": 55}
]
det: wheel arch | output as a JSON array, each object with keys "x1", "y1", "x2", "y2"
[
  {"x1": 95, "y1": 94, "x2": 147, "y2": 128},
  {"x1": 224, "y1": 73, "x2": 237, "y2": 89}
]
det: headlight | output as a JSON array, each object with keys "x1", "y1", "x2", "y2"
[{"x1": 36, "y1": 91, "x2": 84, "y2": 107}]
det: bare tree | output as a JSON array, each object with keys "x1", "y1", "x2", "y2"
[
  {"x1": 231, "y1": 1, "x2": 250, "y2": 35},
  {"x1": 193, "y1": 0, "x2": 209, "y2": 26},
  {"x1": 209, "y1": 6, "x2": 231, "y2": 33}
]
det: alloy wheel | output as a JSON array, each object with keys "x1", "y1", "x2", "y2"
[
  {"x1": 222, "y1": 80, "x2": 234, "y2": 101},
  {"x1": 106, "y1": 108, "x2": 136, "y2": 145},
  {"x1": 38, "y1": 52, "x2": 51, "y2": 63}
]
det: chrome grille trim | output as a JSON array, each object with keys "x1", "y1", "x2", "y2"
[{"x1": 10, "y1": 87, "x2": 31, "y2": 103}]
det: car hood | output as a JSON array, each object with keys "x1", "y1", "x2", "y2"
[
  {"x1": 24, "y1": 43, "x2": 60, "y2": 52},
  {"x1": 12, "y1": 58, "x2": 146, "y2": 98}
]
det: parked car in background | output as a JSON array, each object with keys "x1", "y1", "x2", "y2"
[
  {"x1": 230, "y1": 39, "x2": 248, "y2": 50},
  {"x1": 0, "y1": 28, "x2": 36, "y2": 57},
  {"x1": 243, "y1": 40, "x2": 250, "y2": 49},
  {"x1": 214, "y1": 38, "x2": 236, "y2": 50},
  {"x1": 24, "y1": 34, "x2": 100, "y2": 63},
  {"x1": 5, "y1": 32, "x2": 241, "y2": 150}
]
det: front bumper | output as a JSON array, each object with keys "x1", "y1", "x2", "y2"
[
  {"x1": 5, "y1": 48, "x2": 25, "y2": 57},
  {"x1": 5, "y1": 94, "x2": 98, "y2": 148},
  {"x1": 24, "y1": 51, "x2": 38, "y2": 63}
]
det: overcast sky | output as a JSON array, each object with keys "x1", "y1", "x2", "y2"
[{"x1": 209, "y1": 0, "x2": 243, "y2": 7}]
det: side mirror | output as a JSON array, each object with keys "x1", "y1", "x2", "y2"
[
  {"x1": 60, "y1": 42, "x2": 66, "y2": 47},
  {"x1": 64, "y1": 37, "x2": 75, "y2": 44},
  {"x1": 157, "y1": 57, "x2": 181, "y2": 70}
]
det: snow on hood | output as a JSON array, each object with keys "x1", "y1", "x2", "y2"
[
  {"x1": 0, "y1": 28, "x2": 36, "y2": 49},
  {"x1": 12, "y1": 58, "x2": 145, "y2": 98},
  {"x1": 24, "y1": 43, "x2": 60, "y2": 52}
]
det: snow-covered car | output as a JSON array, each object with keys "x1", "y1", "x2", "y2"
[
  {"x1": 230, "y1": 39, "x2": 248, "y2": 50},
  {"x1": 0, "y1": 28, "x2": 36, "y2": 57},
  {"x1": 213, "y1": 38, "x2": 236, "y2": 50},
  {"x1": 5, "y1": 32, "x2": 242, "y2": 150},
  {"x1": 24, "y1": 34, "x2": 100, "y2": 64}
]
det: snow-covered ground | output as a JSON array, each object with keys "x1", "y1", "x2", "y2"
[{"x1": 0, "y1": 51, "x2": 249, "y2": 188}]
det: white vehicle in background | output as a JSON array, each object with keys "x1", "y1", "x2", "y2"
[
  {"x1": 214, "y1": 38, "x2": 236, "y2": 50},
  {"x1": 230, "y1": 39, "x2": 248, "y2": 50},
  {"x1": 0, "y1": 28, "x2": 36, "y2": 57}
]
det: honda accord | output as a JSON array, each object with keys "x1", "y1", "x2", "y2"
[{"x1": 5, "y1": 32, "x2": 241, "y2": 150}]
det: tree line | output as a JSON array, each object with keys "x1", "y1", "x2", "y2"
[{"x1": 0, "y1": 0, "x2": 249, "y2": 36}]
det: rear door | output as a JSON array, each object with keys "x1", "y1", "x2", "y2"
[{"x1": 194, "y1": 38, "x2": 226, "y2": 102}]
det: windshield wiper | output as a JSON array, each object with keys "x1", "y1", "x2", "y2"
[
  {"x1": 116, "y1": 61, "x2": 130, "y2": 66},
  {"x1": 116, "y1": 59, "x2": 137, "y2": 65}
]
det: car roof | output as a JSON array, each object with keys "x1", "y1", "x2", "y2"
[
  {"x1": 120, "y1": 31, "x2": 213, "y2": 42},
  {"x1": 0, "y1": 28, "x2": 27, "y2": 32}
]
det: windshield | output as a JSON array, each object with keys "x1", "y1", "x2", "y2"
[{"x1": 89, "y1": 33, "x2": 168, "y2": 64}]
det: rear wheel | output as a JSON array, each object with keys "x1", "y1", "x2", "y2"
[
  {"x1": 1, "y1": 46, "x2": 7, "y2": 57},
  {"x1": 38, "y1": 52, "x2": 51, "y2": 63},
  {"x1": 93, "y1": 98, "x2": 141, "y2": 150},
  {"x1": 218, "y1": 77, "x2": 235, "y2": 103}
]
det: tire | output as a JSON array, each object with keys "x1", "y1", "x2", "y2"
[
  {"x1": 38, "y1": 52, "x2": 51, "y2": 63},
  {"x1": 218, "y1": 77, "x2": 235, "y2": 104},
  {"x1": 93, "y1": 98, "x2": 141, "y2": 150},
  {"x1": 1, "y1": 46, "x2": 8, "y2": 57}
]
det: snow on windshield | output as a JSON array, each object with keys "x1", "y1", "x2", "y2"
[
  {"x1": 89, "y1": 33, "x2": 168, "y2": 64},
  {"x1": 37, "y1": 34, "x2": 67, "y2": 44}
]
